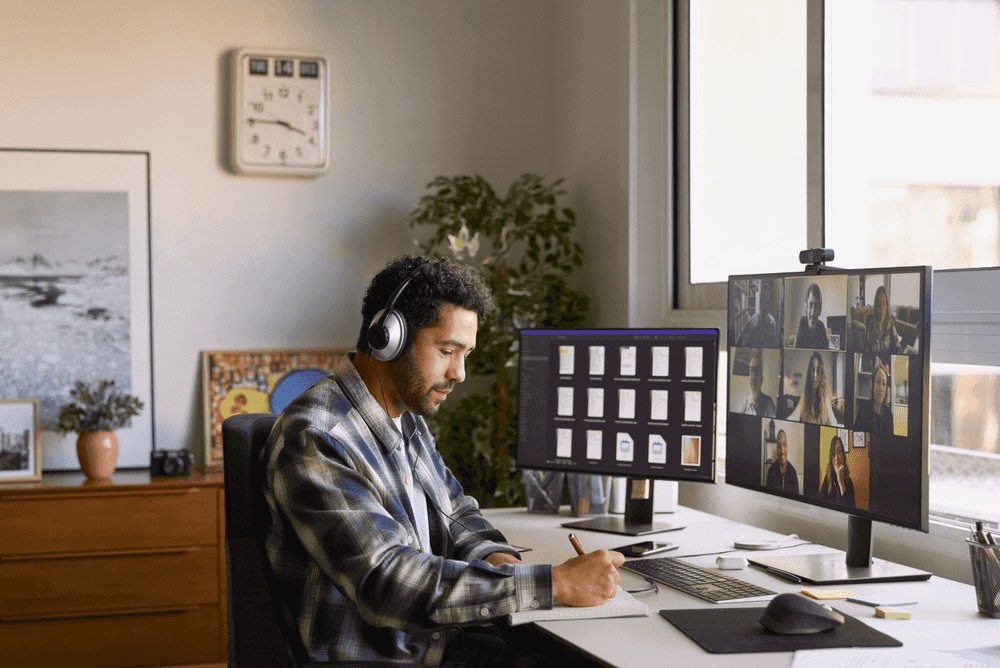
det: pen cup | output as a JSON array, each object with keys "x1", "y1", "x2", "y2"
[
  {"x1": 967, "y1": 539, "x2": 1000, "y2": 618},
  {"x1": 566, "y1": 473, "x2": 611, "y2": 517},
  {"x1": 521, "y1": 469, "x2": 564, "y2": 514}
]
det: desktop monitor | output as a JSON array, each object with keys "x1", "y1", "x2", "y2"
[
  {"x1": 726, "y1": 266, "x2": 932, "y2": 584},
  {"x1": 516, "y1": 328, "x2": 720, "y2": 536}
]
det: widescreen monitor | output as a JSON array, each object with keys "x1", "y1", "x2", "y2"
[
  {"x1": 516, "y1": 328, "x2": 719, "y2": 535},
  {"x1": 726, "y1": 266, "x2": 932, "y2": 584}
]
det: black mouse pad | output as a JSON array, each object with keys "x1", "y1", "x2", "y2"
[{"x1": 659, "y1": 607, "x2": 903, "y2": 654}]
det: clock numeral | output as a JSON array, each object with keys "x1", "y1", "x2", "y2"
[
  {"x1": 279, "y1": 149, "x2": 288, "y2": 164},
  {"x1": 278, "y1": 85, "x2": 289, "y2": 99},
  {"x1": 296, "y1": 146, "x2": 304, "y2": 157},
  {"x1": 309, "y1": 136, "x2": 316, "y2": 146},
  {"x1": 250, "y1": 133, "x2": 260, "y2": 145},
  {"x1": 251, "y1": 102, "x2": 264, "y2": 113},
  {"x1": 262, "y1": 145, "x2": 271, "y2": 158},
  {"x1": 262, "y1": 88, "x2": 273, "y2": 101},
  {"x1": 307, "y1": 104, "x2": 316, "y2": 116},
  {"x1": 298, "y1": 90, "x2": 304, "y2": 103},
  {"x1": 313, "y1": 120, "x2": 319, "y2": 131}
]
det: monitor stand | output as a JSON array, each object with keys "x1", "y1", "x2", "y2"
[
  {"x1": 748, "y1": 516, "x2": 932, "y2": 584},
  {"x1": 561, "y1": 478, "x2": 685, "y2": 536}
]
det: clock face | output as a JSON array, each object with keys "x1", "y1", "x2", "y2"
[{"x1": 232, "y1": 49, "x2": 329, "y2": 175}]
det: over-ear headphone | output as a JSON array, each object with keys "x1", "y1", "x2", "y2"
[{"x1": 366, "y1": 261, "x2": 434, "y2": 363}]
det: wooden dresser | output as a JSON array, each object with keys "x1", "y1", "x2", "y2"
[{"x1": 0, "y1": 470, "x2": 226, "y2": 668}]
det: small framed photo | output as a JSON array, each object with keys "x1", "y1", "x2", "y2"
[{"x1": 0, "y1": 399, "x2": 41, "y2": 483}]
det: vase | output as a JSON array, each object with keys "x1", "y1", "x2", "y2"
[{"x1": 76, "y1": 431, "x2": 120, "y2": 480}]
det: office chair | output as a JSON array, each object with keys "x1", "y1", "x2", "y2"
[{"x1": 222, "y1": 413, "x2": 409, "y2": 668}]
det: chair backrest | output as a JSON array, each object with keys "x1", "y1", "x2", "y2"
[{"x1": 222, "y1": 413, "x2": 299, "y2": 668}]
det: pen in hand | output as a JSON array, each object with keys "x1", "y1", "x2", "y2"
[{"x1": 569, "y1": 533, "x2": 586, "y2": 556}]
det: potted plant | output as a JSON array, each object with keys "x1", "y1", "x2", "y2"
[
  {"x1": 409, "y1": 173, "x2": 590, "y2": 507},
  {"x1": 58, "y1": 379, "x2": 144, "y2": 480}
]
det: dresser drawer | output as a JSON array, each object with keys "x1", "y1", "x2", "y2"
[
  {"x1": 0, "y1": 604, "x2": 221, "y2": 668},
  {"x1": 0, "y1": 487, "x2": 218, "y2": 555},
  {"x1": 0, "y1": 546, "x2": 219, "y2": 619}
]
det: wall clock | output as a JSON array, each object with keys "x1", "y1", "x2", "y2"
[{"x1": 230, "y1": 47, "x2": 329, "y2": 176}]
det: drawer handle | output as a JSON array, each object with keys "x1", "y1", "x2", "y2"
[
  {"x1": 1, "y1": 488, "x2": 201, "y2": 501},
  {"x1": 1, "y1": 605, "x2": 201, "y2": 623},
  {"x1": 0, "y1": 546, "x2": 200, "y2": 562}
]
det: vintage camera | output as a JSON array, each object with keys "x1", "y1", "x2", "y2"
[{"x1": 150, "y1": 448, "x2": 194, "y2": 476}]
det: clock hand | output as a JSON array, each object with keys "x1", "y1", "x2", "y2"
[{"x1": 246, "y1": 117, "x2": 307, "y2": 135}]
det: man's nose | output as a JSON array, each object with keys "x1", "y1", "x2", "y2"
[{"x1": 447, "y1": 356, "x2": 466, "y2": 383}]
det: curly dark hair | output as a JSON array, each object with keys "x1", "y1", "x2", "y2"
[{"x1": 356, "y1": 255, "x2": 498, "y2": 354}]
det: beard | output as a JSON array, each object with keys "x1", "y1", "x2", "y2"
[{"x1": 389, "y1": 350, "x2": 455, "y2": 417}]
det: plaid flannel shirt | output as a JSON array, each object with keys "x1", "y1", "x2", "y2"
[{"x1": 260, "y1": 358, "x2": 552, "y2": 664}]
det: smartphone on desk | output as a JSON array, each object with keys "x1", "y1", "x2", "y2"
[{"x1": 612, "y1": 541, "x2": 679, "y2": 558}]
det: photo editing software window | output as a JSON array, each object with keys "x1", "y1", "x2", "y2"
[
  {"x1": 727, "y1": 268, "x2": 930, "y2": 532},
  {"x1": 516, "y1": 329, "x2": 719, "y2": 482}
]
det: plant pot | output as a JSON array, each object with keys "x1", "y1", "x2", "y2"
[{"x1": 76, "y1": 431, "x2": 119, "y2": 480}]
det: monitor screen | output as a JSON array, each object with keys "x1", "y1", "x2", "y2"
[
  {"x1": 726, "y1": 266, "x2": 932, "y2": 583},
  {"x1": 516, "y1": 328, "x2": 719, "y2": 482}
]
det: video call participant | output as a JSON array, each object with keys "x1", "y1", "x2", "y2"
[
  {"x1": 261, "y1": 256, "x2": 624, "y2": 666},
  {"x1": 766, "y1": 430, "x2": 799, "y2": 494},
  {"x1": 741, "y1": 280, "x2": 778, "y2": 348},
  {"x1": 795, "y1": 283, "x2": 829, "y2": 350},
  {"x1": 737, "y1": 348, "x2": 775, "y2": 418},
  {"x1": 787, "y1": 352, "x2": 839, "y2": 425},
  {"x1": 865, "y1": 285, "x2": 902, "y2": 354},
  {"x1": 819, "y1": 434, "x2": 856, "y2": 508},
  {"x1": 854, "y1": 362, "x2": 893, "y2": 435}
]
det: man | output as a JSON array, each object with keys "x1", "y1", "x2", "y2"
[
  {"x1": 742, "y1": 280, "x2": 778, "y2": 348},
  {"x1": 261, "y1": 256, "x2": 623, "y2": 665},
  {"x1": 738, "y1": 348, "x2": 775, "y2": 418},
  {"x1": 766, "y1": 430, "x2": 799, "y2": 494},
  {"x1": 795, "y1": 283, "x2": 829, "y2": 349}
]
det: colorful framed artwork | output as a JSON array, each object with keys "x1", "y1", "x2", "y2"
[
  {"x1": 0, "y1": 398, "x2": 42, "y2": 483},
  {"x1": 0, "y1": 149, "x2": 152, "y2": 471},
  {"x1": 201, "y1": 348, "x2": 352, "y2": 468}
]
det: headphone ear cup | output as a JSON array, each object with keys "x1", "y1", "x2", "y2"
[{"x1": 368, "y1": 309, "x2": 408, "y2": 363}]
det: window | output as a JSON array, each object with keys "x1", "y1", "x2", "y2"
[{"x1": 679, "y1": 0, "x2": 1000, "y2": 523}]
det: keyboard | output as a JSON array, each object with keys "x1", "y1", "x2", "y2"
[{"x1": 622, "y1": 556, "x2": 777, "y2": 604}]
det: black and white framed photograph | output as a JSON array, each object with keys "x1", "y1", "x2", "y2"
[
  {"x1": 0, "y1": 398, "x2": 41, "y2": 483},
  {"x1": 0, "y1": 149, "x2": 152, "y2": 470}
]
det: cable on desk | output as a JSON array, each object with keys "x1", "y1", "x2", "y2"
[{"x1": 671, "y1": 542, "x2": 816, "y2": 560}]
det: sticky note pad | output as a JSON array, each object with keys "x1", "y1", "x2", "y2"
[
  {"x1": 875, "y1": 606, "x2": 911, "y2": 620},
  {"x1": 801, "y1": 588, "x2": 858, "y2": 600}
]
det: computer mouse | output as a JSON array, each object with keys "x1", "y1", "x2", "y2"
[{"x1": 759, "y1": 592, "x2": 845, "y2": 635}]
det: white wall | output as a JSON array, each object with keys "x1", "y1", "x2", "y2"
[{"x1": 0, "y1": 0, "x2": 636, "y2": 466}]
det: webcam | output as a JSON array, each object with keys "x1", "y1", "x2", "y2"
[{"x1": 799, "y1": 248, "x2": 835, "y2": 265}]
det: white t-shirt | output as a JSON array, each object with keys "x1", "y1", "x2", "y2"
[{"x1": 392, "y1": 415, "x2": 430, "y2": 552}]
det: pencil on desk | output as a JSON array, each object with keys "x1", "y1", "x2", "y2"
[{"x1": 569, "y1": 533, "x2": 586, "y2": 556}]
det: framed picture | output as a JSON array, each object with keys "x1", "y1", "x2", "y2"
[
  {"x1": 0, "y1": 398, "x2": 41, "y2": 483},
  {"x1": 0, "y1": 149, "x2": 152, "y2": 471},
  {"x1": 202, "y1": 348, "x2": 352, "y2": 468}
]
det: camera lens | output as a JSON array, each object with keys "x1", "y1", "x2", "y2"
[{"x1": 163, "y1": 456, "x2": 185, "y2": 476}]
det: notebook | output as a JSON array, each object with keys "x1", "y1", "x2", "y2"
[{"x1": 507, "y1": 586, "x2": 649, "y2": 626}]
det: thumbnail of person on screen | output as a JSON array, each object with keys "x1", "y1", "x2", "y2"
[
  {"x1": 742, "y1": 280, "x2": 779, "y2": 348},
  {"x1": 854, "y1": 362, "x2": 893, "y2": 435},
  {"x1": 259, "y1": 255, "x2": 624, "y2": 666},
  {"x1": 738, "y1": 348, "x2": 776, "y2": 418},
  {"x1": 819, "y1": 434, "x2": 855, "y2": 507},
  {"x1": 865, "y1": 285, "x2": 902, "y2": 354},
  {"x1": 795, "y1": 283, "x2": 829, "y2": 350},
  {"x1": 766, "y1": 430, "x2": 799, "y2": 494},
  {"x1": 787, "y1": 352, "x2": 838, "y2": 425}
]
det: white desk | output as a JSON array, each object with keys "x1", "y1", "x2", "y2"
[{"x1": 484, "y1": 506, "x2": 998, "y2": 668}]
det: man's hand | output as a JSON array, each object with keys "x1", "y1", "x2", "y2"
[
  {"x1": 551, "y1": 550, "x2": 625, "y2": 607},
  {"x1": 484, "y1": 552, "x2": 520, "y2": 567}
]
